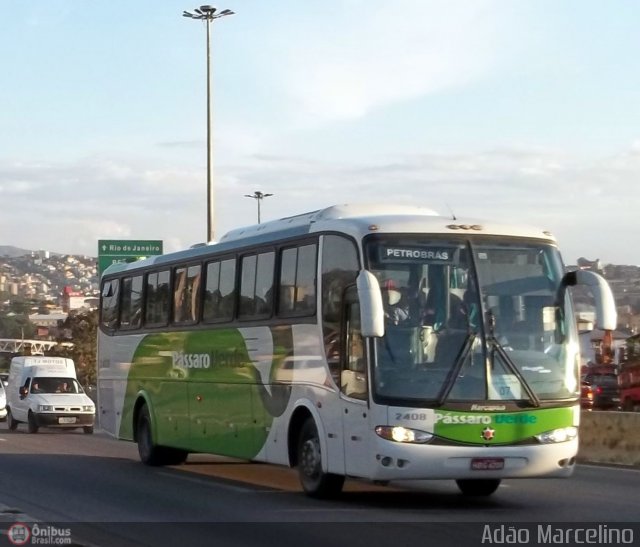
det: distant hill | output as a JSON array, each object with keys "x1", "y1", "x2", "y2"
[{"x1": 0, "y1": 245, "x2": 32, "y2": 258}]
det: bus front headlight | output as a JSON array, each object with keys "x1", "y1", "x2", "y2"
[
  {"x1": 38, "y1": 405, "x2": 53, "y2": 412},
  {"x1": 82, "y1": 405, "x2": 95, "y2": 412},
  {"x1": 535, "y1": 426, "x2": 578, "y2": 444},
  {"x1": 375, "y1": 425, "x2": 433, "y2": 444}
]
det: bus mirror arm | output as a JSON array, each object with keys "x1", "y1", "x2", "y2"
[
  {"x1": 357, "y1": 270, "x2": 385, "y2": 338},
  {"x1": 555, "y1": 270, "x2": 617, "y2": 338}
]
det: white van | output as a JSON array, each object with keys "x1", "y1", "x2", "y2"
[{"x1": 6, "y1": 356, "x2": 95, "y2": 434}]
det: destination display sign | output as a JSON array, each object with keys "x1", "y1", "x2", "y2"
[{"x1": 379, "y1": 246, "x2": 455, "y2": 263}]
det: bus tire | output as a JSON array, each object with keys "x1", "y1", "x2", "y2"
[
  {"x1": 297, "y1": 417, "x2": 344, "y2": 498},
  {"x1": 7, "y1": 408, "x2": 18, "y2": 431},
  {"x1": 137, "y1": 404, "x2": 164, "y2": 466},
  {"x1": 137, "y1": 404, "x2": 188, "y2": 466},
  {"x1": 456, "y1": 479, "x2": 501, "y2": 496},
  {"x1": 83, "y1": 426, "x2": 94, "y2": 434},
  {"x1": 27, "y1": 411, "x2": 39, "y2": 434}
]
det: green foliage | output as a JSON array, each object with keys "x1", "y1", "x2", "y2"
[
  {"x1": 0, "y1": 313, "x2": 36, "y2": 339},
  {"x1": 53, "y1": 310, "x2": 98, "y2": 386}
]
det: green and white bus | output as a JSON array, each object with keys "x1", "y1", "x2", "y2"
[{"x1": 97, "y1": 203, "x2": 616, "y2": 497}]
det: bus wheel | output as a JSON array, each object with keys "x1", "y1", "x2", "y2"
[
  {"x1": 83, "y1": 426, "x2": 94, "y2": 434},
  {"x1": 137, "y1": 404, "x2": 188, "y2": 466},
  {"x1": 27, "y1": 412, "x2": 39, "y2": 434},
  {"x1": 456, "y1": 479, "x2": 501, "y2": 496},
  {"x1": 137, "y1": 404, "x2": 164, "y2": 466},
  {"x1": 297, "y1": 418, "x2": 344, "y2": 498},
  {"x1": 7, "y1": 409, "x2": 18, "y2": 431}
]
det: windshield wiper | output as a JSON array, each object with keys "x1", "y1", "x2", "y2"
[
  {"x1": 435, "y1": 333, "x2": 477, "y2": 407},
  {"x1": 486, "y1": 311, "x2": 541, "y2": 408}
]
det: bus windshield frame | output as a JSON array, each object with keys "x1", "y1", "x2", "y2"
[{"x1": 364, "y1": 234, "x2": 580, "y2": 409}]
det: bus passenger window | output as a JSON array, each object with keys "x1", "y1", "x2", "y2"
[
  {"x1": 278, "y1": 243, "x2": 317, "y2": 317},
  {"x1": 173, "y1": 265, "x2": 201, "y2": 324},
  {"x1": 203, "y1": 258, "x2": 236, "y2": 322},
  {"x1": 239, "y1": 252, "x2": 275, "y2": 319},
  {"x1": 120, "y1": 275, "x2": 143, "y2": 329},
  {"x1": 145, "y1": 270, "x2": 170, "y2": 326},
  {"x1": 100, "y1": 279, "x2": 120, "y2": 330}
]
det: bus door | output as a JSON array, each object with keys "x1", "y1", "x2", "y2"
[{"x1": 339, "y1": 288, "x2": 372, "y2": 477}]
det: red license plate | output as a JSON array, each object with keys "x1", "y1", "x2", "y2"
[{"x1": 471, "y1": 457, "x2": 504, "y2": 470}]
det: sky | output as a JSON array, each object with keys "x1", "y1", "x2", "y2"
[{"x1": 1, "y1": 0, "x2": 639, "y2": 265}]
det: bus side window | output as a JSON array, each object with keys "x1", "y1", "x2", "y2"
[
  {"x1": 173, "y1": 264, "x2": 201, "y2": 324},
  {"x1": 101, "y1": 279, "x2": 120, "y2": 330}
]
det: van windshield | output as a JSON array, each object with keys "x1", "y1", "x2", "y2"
[{"x1": 31, "y1": 377, "x2": 80, "y2": 394}]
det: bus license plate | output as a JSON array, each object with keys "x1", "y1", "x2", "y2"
[
  {"x1": 471, "y1": 458, "x2": 504, "y2": 470},
  {"x1": 59, "y1": 417, "x2": 76, "y2": 424}
]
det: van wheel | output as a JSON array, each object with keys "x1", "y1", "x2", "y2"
[
  {"x1": 297, "y1": 417, "x2": 344, "y2": 498},
  {"x1": 27, "y1": 412, "x2": 39, "y2": 434},
  {"x1": 456, "y1": 479, "x2": 501, "y2": 496},
  {"x1": 7, "y1": 409, "x2": 18, "y2": 431},
  {"x1": 83, "y1": 426, "x2": 94, "y2": 434}
]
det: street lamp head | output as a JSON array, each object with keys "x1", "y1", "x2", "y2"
[
  {"x1": 245, "y1": 191, "x2": 274, "y2": 200},
  {"x1": 183, "y1": 5, "x2": 235, "y2": 20}
]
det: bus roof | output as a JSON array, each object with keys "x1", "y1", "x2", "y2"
[{"x1": 101, "y1": 203, "x2": 557, "y2": 277}]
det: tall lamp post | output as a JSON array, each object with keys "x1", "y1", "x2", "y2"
[
  {"x1": 244, "y1": 191, "x2": 274, "y2": 224},
  {"x1": 183, "y1": 5, "x2": 234, "y2": 242}
]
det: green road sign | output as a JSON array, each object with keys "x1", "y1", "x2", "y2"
[{"x1": 98, "y1": 239, "x2": 163, "y2": 277}]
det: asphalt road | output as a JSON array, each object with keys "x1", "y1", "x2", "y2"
[{"x1": 0, "y1": 428, "x2": 638, "y2": 547}]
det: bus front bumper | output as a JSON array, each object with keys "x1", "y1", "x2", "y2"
[{"x1": 366, "y1": 437, "x2": 578, "y2": 481}]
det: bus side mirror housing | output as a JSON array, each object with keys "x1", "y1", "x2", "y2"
[
  {"x1": 558, "y1": 270, "x2": 617, "y2": 331},
  {"x1": 357, "y1": 270, "x2": 385, "y2": 338},
  {"x1": 19, "y1": 386, "x2": 28, "y2": 398}
]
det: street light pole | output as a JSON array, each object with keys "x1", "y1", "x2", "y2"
[
  {"x1": 183, "y1": 5, "x2": 234, "y2": 242},
  {"x1": 244, "y1": 191, "x2": 274, "y2": 224}
]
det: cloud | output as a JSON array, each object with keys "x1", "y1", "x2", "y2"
[
  {"x1": 1, "y1": 140, "x2": 639, "y2": 264},
  {"x1": 272, "y1": 0, "x2": 506, "y2": 123}
]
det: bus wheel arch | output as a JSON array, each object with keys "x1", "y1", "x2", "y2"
[{"x1": 287, "y1": 406, "x2": 313, "y2": 468}]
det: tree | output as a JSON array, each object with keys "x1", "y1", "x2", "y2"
[
  {"x1": 0, "y1": 313, "x2": 35, "y2": 339},
  {"x1": 53, "y1": 310, "x2": 98, "y2": 386}
]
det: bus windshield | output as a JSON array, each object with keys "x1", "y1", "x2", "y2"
[{"x1": 365, "y1": 236, "x2": 579, "y2": 406}]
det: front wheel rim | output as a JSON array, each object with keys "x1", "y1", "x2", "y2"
[{"x1": 300, "y1": 437, "x2": 321, "y2": 479}]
